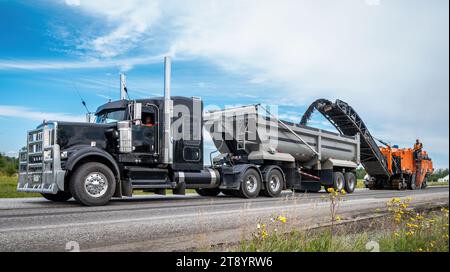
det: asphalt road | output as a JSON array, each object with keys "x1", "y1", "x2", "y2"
[{"x1": 0, "y1": 187, "x2": 448, "y2": 252}]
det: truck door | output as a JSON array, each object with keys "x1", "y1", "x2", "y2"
[{"x1": 132, "y1": 105, "x2": 158, "y2": 155}]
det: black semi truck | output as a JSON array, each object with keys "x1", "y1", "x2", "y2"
[{"x1": 17, "y1": 57, "x2": 361, "y2": 206}]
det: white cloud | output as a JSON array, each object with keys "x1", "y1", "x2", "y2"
[
  {"x1": 0, "y1": 105, "x2": 84, "y2": 122},
  {"x1": 0, "y1": 54, "x2": 164, "y2": 70},
  {"x1": 63, "y1": 0, "x2": 162, "y2": 58},
  {"x1": 65, "y1": 0, "x2": 80, "y2": 6}
]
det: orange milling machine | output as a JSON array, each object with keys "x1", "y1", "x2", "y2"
[{"x1": 379, "y1": 144, "x2": 433, "y2": 190}]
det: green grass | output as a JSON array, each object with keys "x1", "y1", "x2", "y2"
[
  {"x1": 238, "y1": 208, "x2": 449, "y2": 252},
  {"x1": 0, "y1": 175, "x2": 40, "y2": 198},
  {"x1": 428, "y1": 181, "x2": 449, "y2": 187}
]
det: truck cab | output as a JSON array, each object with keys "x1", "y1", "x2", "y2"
[{"x1": 17, "y1": 95, "x2": 214, "y2": 206}]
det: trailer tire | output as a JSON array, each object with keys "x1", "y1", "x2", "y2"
[
  {"x1": 69, "y1": 162, "x2": 116, "y2": 206},
  {"x1": 238, "y1": 168, "x2": 261, "y2": 198},
  {"x1": 328, "y1": 172, "x2": 345, "y2": 192},
  {"x1": 41, "y1": 191, "x2": 72, "y2": 202},
  {"x1": 261, "y1": 168, "x2": 284, "y2": 197},
  {"x1": 344, "y1": 172, "x2": 356, "y2": 193},
  {"x1": 196, "y1": 188, "x2": 221, "y2": 197}
]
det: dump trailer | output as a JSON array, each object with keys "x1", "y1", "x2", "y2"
[
  {"x1": 17, "y1": 57, "x2": 360, "y2": 206},
  {"x1": 300, "y1": 99, "x2": 433, "y2": 190}
]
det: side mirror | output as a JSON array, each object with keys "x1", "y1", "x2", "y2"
[{"x1": 132, "y1": 102, "x2": 142, "y2": 125}]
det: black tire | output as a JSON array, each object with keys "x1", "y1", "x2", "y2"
[
  {"x1": 407, "y1": 173, "x2": 417, "y2": 190},
  {"x1": 327, "y1": 172, "x2": 345, "y2": 192},
  {"x1": 260, "y1": 168, "x2": 284, "y2": 197},
  {"x1": 196, "y1": 188, "x2": 221, "y2": 196},
  {"x1": 238, "y1": 168, "x2": 261, "y2": 198},
  {"x1": 344, "y1": 172, "x2": 356, "y2": 193},
  {"x1": 69, "y1": 162, "x2": 116, "y2": 206},
  {"x1": 41, "y1": 191, "x2": 72, "y2": 202}
]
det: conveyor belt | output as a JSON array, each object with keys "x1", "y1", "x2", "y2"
[{"x1": 300, "y1": 99, "x2": 391, "y2": 178}]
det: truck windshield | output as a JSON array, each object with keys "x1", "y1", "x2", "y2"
[{"x1": 95, "y1": 109, "x2": 126, "y2": 124}]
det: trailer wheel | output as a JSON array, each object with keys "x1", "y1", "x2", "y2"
[
  {"x1": 196, "y1": 188, "x2": 221, "y2": 196},
  {"x1": 328, "y1": 172, "x2": 345, "y2": 192},
  {"x1": 238, "y1": 168, "x2": 261, "y2": 198},
  {"x1": 344, "y1": 172, "x2": 356, "y2": 193},
  {"x1": 261, "y1": 169, "x2": 284, "y2": 197},
  {"x1": 41, "y1": 191, "x2": 72, "y2": 202},
  {"x1": 69, "y1": 162, "x2": 116, "y2": 206}
]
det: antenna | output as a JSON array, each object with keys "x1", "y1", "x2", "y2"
[{"x1": 62, "y1": 70, "x2": 91, "y2": 114}]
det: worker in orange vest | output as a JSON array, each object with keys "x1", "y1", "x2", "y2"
[{"x1": 414, "y1": 139, "x2": 423, "y2": 160}]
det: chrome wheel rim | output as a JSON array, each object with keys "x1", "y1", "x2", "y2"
[
  {"x1": 269, "y1": 174, "x2": 281, "y2": 192},
  {"x1": 246, "y1": 174, "x2": 258, "y2": 193},
  {"x1": 336, "y1": 177, "x2": 344, "y2": 191},
  {"x1": 84, "y1": 172, "x2": 108, "y2": 198},
  {"x1": 348, "y1": 178, "x2": 355, "y2": 191}
]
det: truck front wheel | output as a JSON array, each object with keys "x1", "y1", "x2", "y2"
[
  {"x1": 69, "y1": 162, "x2": 116, "y2": 206},
  {"x1": 41, "y1": 191, "x2": 72, "y2": 202}
]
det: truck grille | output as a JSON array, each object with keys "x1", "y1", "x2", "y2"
[{"x1": 18, "y1": 123, "x2": 58, "y2": 193}]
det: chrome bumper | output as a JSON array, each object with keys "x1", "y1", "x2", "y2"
[{"x1": 17, "y1": 122, "x2": 66, "y2": 194}]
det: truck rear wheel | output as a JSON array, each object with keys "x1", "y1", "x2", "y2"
[
  {"x1": 261, "y1": 168, "x2": 284, "y2": 197},
  {"x1": 195, "y1": 188, "x2": 221, "y2": 196},
  {"x1": 69, "y1": 162, "x2": 116, "y2": 206},
  {"x1": 41, "y1": 191, "x2": 72, "y2": 202},
  {"x1": 344, "y1": 172, "x2": 356, "y2": 193},
  {"x1": 238, "y1": 168, "x2": 261, "y2": 198}
]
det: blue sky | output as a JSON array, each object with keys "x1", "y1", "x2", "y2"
[{"x1": 0, "y1": 0, "x2": 448, "y2": 169}]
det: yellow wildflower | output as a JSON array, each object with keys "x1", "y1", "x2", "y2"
[
  {"x1": 277, "y1": 216, "x2": 287, "y2": 223},
  {"x1": 261, "y1": 230, "x2": 268, "y2": 239}
]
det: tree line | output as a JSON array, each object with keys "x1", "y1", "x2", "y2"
[{"x1": 0, "y1": 154, "x2": 18, "y2": 176}]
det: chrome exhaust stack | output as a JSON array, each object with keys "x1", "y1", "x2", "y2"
[
  {"x1": 120, "y1": 73, "x2": 127, "y2": 100},
  {"x1": 163, "y1": 56, "x2": 173, "y2": 164}
]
